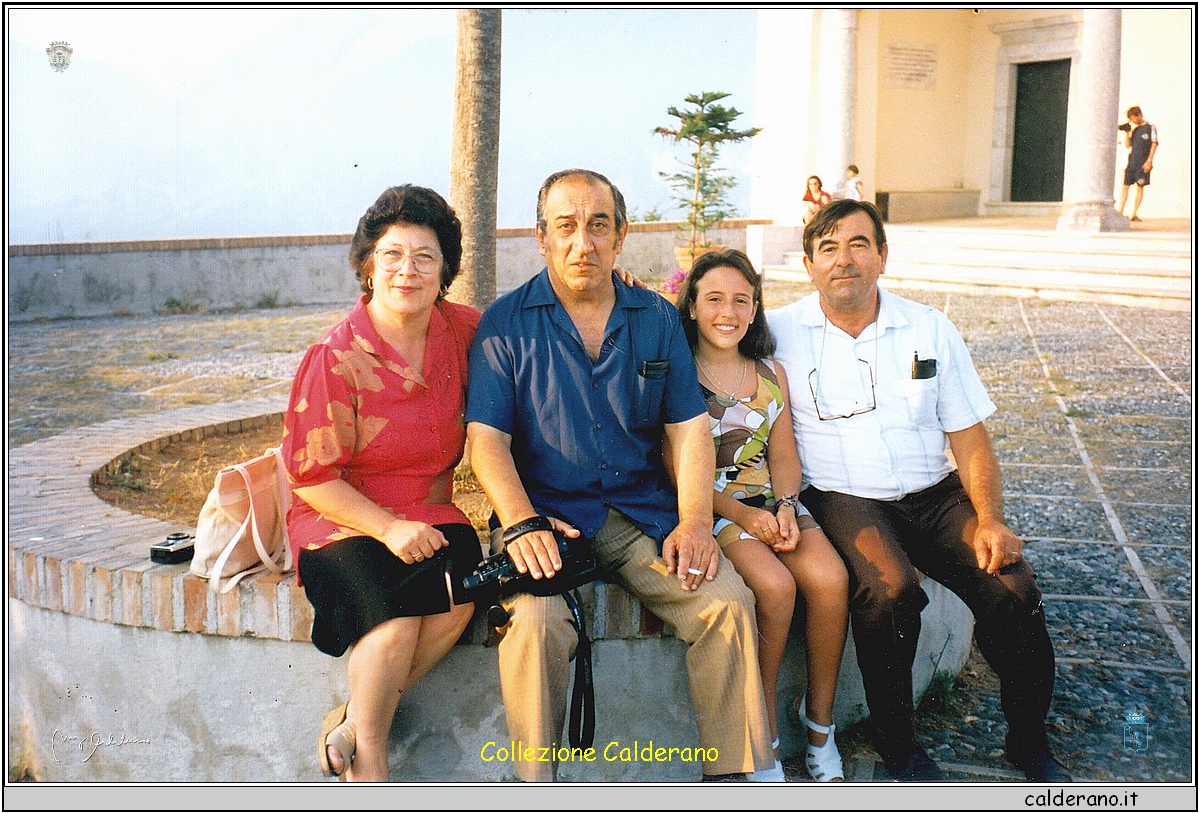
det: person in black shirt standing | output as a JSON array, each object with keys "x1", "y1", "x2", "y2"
[{"x1": 1117, "y1": 106, "x2": 1158, "y2": 222}]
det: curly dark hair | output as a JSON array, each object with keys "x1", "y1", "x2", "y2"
[
  {"x1": 675, "y1": 248, "x2": 776, "y2": 360},
  {"x1": 349, "y1": 185, "x2": 463, "y2": 298}
]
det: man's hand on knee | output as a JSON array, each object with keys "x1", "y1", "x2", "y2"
[
  {"x1": 663, "y1": 519, "x2": 719, "y2": 591},
  {"x1": 972, "y1": 519, "x2": 1024, "y2": 574},
  {"x1": 506, "y1": 518, "x2": 579, "y2": 580}
]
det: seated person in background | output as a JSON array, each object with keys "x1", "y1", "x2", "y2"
[
  {"x1": 802, "y1": 175, "x2": 832, "y2": 224},
  {"x1": 285, "y1": 185, "x2": 480, "y2": 782},
  {"x1": 672, "y1": 248, "x2": 850, "y2": 782},
  {"x1": 767, "y1": 199, "x2": 1072, "y2": 783},
  {"x1": 466, "y1": 168, "x2": 775, "y2": 782}
]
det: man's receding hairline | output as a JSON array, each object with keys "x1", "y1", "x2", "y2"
[
  {"x1": 542, "y1": 176, "x2": 618, "y2": 219},
  {"x1": 549, "y1": 173, "x2": 615, "y2": 199}
]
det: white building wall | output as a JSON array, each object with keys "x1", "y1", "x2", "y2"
[
  {"x1": 1116, "y1": 8, "x2": 1193, "y2": 218},
  {"x1": 750, "y1": 7, "x2": 1193, "y2": 223},
  {"x1": 749, "y1": 8, "x2": 817, "y2": 225}
]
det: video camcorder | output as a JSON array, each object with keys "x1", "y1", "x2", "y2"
[{"x1": 459, "y1": 526, "x2": 601, "y2": 603}]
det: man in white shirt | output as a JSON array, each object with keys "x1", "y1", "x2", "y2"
[{"x1": 767, "y1": 199, "x2": 1071, "y2": 782}]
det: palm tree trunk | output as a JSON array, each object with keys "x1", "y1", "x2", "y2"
[{"x1": 448, "y1": 9, "x2": 502, "y2": 311}]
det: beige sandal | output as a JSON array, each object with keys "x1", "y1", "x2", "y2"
[{"x1": 319, "y1": 702, "x2": 356, "y2": 778}]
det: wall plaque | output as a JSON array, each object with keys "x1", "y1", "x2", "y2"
[{"x1": 884, "y1": 41, "x2": 937, "y2": 90}]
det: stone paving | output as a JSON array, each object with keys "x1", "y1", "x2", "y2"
[
  {"x1": 6, "y1": 285, "x2": 1194, "y2": 783},
  {"x1": 899, "y1": 292, "x2": 1193, "y2": 784}
]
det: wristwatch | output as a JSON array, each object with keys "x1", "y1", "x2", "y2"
[
  {"x1": 502, "y1": 515, "x2": 554, "y2": 545},
  {"x1": 777, "y1": 494, "x2": 816, "y2": 525}
]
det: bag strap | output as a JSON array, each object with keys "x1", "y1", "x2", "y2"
[
  {"x1": 208, "y1": 498, "x2": 256, "y2": 594},
  {"x1": 235, "y1": 458, "x2": 287, "y2": 575},
  {"x1": 208, "y1": 448, "x2": 292, "y2": 594},
  {"x1": 563, "y1": 589, "x2": 595, "y2": 750},
  {"x1": 270, "y1": 447, "x2": 293, "y2": 572}
]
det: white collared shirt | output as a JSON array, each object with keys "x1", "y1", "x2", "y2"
[{"x1": 767, "y1": 289, "x2": 995, "y2": 500}]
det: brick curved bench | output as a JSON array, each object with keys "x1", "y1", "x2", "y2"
[{"x1": 8, "y1": 398, "x2": 974, "y2": 782}]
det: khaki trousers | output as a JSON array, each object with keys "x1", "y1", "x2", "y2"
[{"x1": 495, "y1": 509, "x2": 774, "y2": 780}]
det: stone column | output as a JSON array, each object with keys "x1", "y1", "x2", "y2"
[
  {"x1": 1057, "y1": 9, "x2": 1129, "y2": 232},
  {"x1": 816, "y1": 9, "x2": 858, "y2": 194},
  {"x1": 749, "y1": 9, "x2": 817, "y2": 224}
]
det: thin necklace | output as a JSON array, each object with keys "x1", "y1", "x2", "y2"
[{"x1": 696, "y1": 355, "x2": 748, "y2": 400}]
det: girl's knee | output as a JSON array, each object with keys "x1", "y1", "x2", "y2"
[
  {"x1": 797, "y1": 549, "x2": 849, "y2": 597},
  {"x1": 758, "y1": 570, "x2": 797, "y2": 611}
]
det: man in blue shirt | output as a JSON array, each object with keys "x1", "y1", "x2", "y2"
[{"x1": 466, "y1": 169, "x2": 773, "y2": 781}]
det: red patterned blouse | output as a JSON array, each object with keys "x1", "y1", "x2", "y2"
[{"x1": 282, "y1": 295, "x2": 480, "y2": 564}]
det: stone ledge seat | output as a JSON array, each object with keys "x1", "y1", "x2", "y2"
[{"x1": 8, "y1": 398, "x2": 974, "y2": 782}]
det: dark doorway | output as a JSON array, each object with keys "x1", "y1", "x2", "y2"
[{"x1": 1010, "y1": 59, "x2": 1071, "y2": 202}]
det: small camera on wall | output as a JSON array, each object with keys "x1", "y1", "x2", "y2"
[{"x1": 151, "y1": 532, "x2": 195, "y2": 564}]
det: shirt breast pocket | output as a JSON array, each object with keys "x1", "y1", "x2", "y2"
[
  {"x1": 633, "y1": 359, "x2": 668, "y2": 429},
  {"x1": 893, "y1": 377, "x2": 940, "y2": 429}
]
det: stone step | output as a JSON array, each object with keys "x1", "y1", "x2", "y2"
[
  {"x1": 780, "y1": 234, "x2": 1191, "y2": 275},
  {"x1": 766, "y1": 226, "x2": 1192, "y2": 311},
  {"x1": 788, "y1": 251, "x2": 1191, "y2": 277},
  {"x1": 764, "y1": 263, "x2": 1190, "y2": 312}
]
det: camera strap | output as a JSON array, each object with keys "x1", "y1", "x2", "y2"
[{"x1": 563, "y1": 589, "x2": 595, "y2": 750}]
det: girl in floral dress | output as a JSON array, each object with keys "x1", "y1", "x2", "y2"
[{"x1": 676, "y1": 249, "x2": 850, "y2": 782}]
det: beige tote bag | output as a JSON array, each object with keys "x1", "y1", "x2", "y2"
[{"x1": 191, "y1": 447, "x2": 293, "y2": 593}]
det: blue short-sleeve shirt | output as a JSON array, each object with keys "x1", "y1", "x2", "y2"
[{"x1": 466, "y1": 269, "x2": 706, "y2": 544}]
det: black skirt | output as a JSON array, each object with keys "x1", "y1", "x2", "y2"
[{"x1": 298, "y1": 524, "x2": 483, "y2": 657}]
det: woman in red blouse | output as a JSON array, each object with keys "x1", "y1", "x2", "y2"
[
  {"x1": 801, "y1": 175, "x2": 832, "y2": 225},
  {"x1": 284, "y1": 186, "x2": 481, "y2": 781}
]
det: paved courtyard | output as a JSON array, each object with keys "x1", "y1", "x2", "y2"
[{"x1": 7, "y1": 283, "x2": 1194, "y2": 783}]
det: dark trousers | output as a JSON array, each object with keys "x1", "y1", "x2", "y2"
[{"x1": 802, "y1": 473, "x2": 1056, "y2": 768}]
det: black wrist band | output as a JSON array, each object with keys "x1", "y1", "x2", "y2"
[{"x1": 502, "y1": 515, "x2": 554, "y2": 545}]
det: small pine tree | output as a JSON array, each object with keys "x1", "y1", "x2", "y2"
[{"x1": 654, "y1": 91, "x2": 761, "y2": 259}]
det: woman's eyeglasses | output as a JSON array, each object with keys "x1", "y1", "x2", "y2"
[{"x1": 374, "y1": 248, "x2": 442, "y2": 275}]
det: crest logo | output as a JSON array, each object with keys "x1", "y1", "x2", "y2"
[
  {"x1": 46, "y1": 41, "x2": 73, "y2": 72},
  {"x1": 1122, "y1": 712, "x2": 1149, "y2": 752}
]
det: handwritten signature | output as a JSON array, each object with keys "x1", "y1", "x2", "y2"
[{"x1": 51, "y1": 729, "x2": 150, "y2": 763}]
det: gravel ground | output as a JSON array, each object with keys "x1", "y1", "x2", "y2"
[{"x1": 7, "y1": 285, "x2": 1193, "y2": 784}]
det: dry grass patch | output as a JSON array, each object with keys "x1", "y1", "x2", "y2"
[{"x1": 92, "y1": 419, "x2": 494, "y2": 538}]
